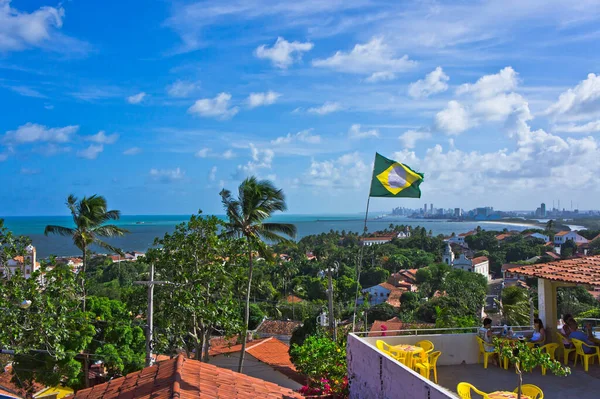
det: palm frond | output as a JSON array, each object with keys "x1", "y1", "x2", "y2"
[
  {"x1": 102, "y1": 210, "x2": 121, "y2": 222},
  {"x1": 260, "y1": 223, "x2": 296, "y2": 238},
  {"x1": 93, "y1": 225, "x2": 128, "y2": 237},
  {"x1": 44, "y1": 225, "x2": 76, "y2": 237},
  {"x1": 93, "y1": 239, "x2": 123, "y2": 255},
  {"x1": 258, "y1": 229, "x2": 292, "y2": 244}
]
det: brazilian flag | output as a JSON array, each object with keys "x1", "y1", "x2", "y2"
[{"x1": 370, "y1": 153, "x2": 424, "y2": 198}]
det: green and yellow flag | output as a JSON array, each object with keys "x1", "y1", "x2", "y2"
[{"x1": 370, "y1": 153, "x2": 424, "y2": 198}]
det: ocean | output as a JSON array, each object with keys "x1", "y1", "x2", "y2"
[{"x1": 0, "y1": 214, "x2": 535, "y2": 258}]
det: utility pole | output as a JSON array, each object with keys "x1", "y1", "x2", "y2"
[
  {"x1": 134, "y1": 263, "x2": 167, "y2": 367},
  {"x1": 327, "y1": 261, "x2": 338, "y2": 340}
]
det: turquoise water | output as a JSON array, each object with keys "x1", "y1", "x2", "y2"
[{"x1": 0, "y1": 214, "x2": 532, "y2": 257}]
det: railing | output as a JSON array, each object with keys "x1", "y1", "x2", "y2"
[{"x1": 354, "y1": 325, "x2": 534, "y2": 337}]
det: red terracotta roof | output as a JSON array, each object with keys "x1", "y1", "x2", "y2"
[
  {"x1": 386, "y1": 289, "x2": 402, "y2": 308},
  {"x1": 377, "y1": 282, "x2": 397, "y2": 291},
  {"x1": 368, "y1": 319, "x2": 435, "y2": 337},
  {"x1": 0, "y1": 386, "x2": 22, "y2": 399},
  {"x1": 555, "y1": 231, "x2": 570, "y2": 237},
  {"x1": 209, "y1": 338, "x2": 303, "y2": 385},
  {"x1": 0, "y1": 365, "x2": 43, "y2": 398},
  {"x1": 495, "y1": 234, "x2": 512, "y2": 241},
  {"x1": 73, "y1": 355, "x2": 302, "y2": 399},
  {"x1": 471, "y1": 256, "x2": 489, "y2": 265},
  {"x1": 506, "y1": 255, "x2": 600, "y2": 285},
  {"x1": 458, "y1": 231, "x2": 475, "y2": 237},
  {"x1": 545, "y1": 251, "x2": 561, "y2": 260},
  {"x1": 256, "y1": 320, "x2": 302, "y2": 336},
  {"x1": 283, "y1": 295, "x2": 303, "y2": 304}
]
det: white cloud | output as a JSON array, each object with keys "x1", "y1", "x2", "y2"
[
  {"x1": 307, "y1": 102, "x2": 342, "y2": 115},
  {"x1": 127, "y1": 92, "x2": 146, "y2": 104},
  {"x1": 553, "y1": 121, "x2": 600, "y2": 134},
  {"x1": 149, "y1": 167, "x2": 185, "y2": 183},
  {"x1": 3, "y1": 123, "x2": 78, "y2": 144},
  {"x1": 434, "y1": 67, "x2": 527, "y2": 134},
  {"x1": 255, "y1": 37, "x2": 313, "y2": 68},
  {"x1": 86, "y1": 131, "x2": 119, "y2": 144},
  {"x1": 123, "y1": 147, "x2": 141, "y2": 155},
  {"x1": 188, "y1": 92, "x2": 238, "y2": 119},
  {"x1": 312, "y1": 37, "x2": 416, "y2": 75},
  {"x1": 456, "y1": 67, "x2": 518, "y2": 98},
  {"x1": 77, "y1": 144, "x2": 103, "y2": 160},
  {"x1": 434, "y1": 100, "x2": 471, "y2": 135},
  {"x1": 235, "y1": 144, "x2": 274, "y2": 178},
  {"x1": 8, "y1": 86, "x2": 46, "y2": 98},
  {"x1": 246, "y1": 91, "x2": 281, "y2": 108},
  {"x1": 167, "y1": 80, "x2": 198, "y2": 97},
  {"x1": 208, "y1": 166, "x2": 217, "y2": 181},
  {"x1": 365, "y1": 71, "x2": 396, "y2": 83},
  {"x1": 195, "y1": 148, "x2": 211, "y2": 158},
  {"x1": 0, "y1": 1, "x2": 89, "y2": 54},
  {"x1": 300, "y1": 152, "x2": 369, "y2": 189},
  {"x1": 222, "y1": 149, "x2": 236, "y2": 159},
  {"x1": 271, "y1": 128, "x2": 321, "y2": 145},
  {"x1": 408, "y1": 67, "x2": 449, "y2": 98},
  {"x1": 348, "y1": 124, "x2": 379, "y2": 139},
  {"x1": 544, "y1": 73, "x2": 600, "y2": 121},
  {"x1": 399, "y1": 130, "x2": 432, "y2": 149},
  {"x1": 20, "y1": 168, "x2": 40, "y2": 175},
  {"x1": 0, "y1": 153, "x2": 8, "y2": 162}
]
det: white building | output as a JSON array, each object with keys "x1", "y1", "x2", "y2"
[
  {"x1": 446, "y1": 231, "x2": 474, "y2": 247},
  {"x1": 360, "y1": 230, "x2": 411, "y2": 246},
  {"x1": 357, "y1": 283, "x2": 402, "y2": 306},
  {"x1": 2, "y1": 245, "x2": 39, "y2": 279},
  {"x1": 554, "y1": 231, "x2": 588, "y2": 246},
  {"x1": 443, "y1": 242, "x2": 490, "y2": 280}
]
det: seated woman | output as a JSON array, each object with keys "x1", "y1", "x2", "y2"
[
  {"x1": 478, "y1": 318, "x2": 498, "y2": 365},
  {"x1": 530, "y1": 318, "x2": 546, "y2": 347}
]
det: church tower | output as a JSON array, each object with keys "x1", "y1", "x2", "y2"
[{"x1": 443, "y1": 242, "x2": 455, "y2": 265}]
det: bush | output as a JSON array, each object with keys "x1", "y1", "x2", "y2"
[
  {"x1": 367, "y1": 303, "x2": 396, "y2": 323},
  {"x1": 290, "y1": 334, "x2": 348, "y2": 398}
]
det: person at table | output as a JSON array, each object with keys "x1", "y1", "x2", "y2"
[
  {"x1": 559, "y1": 314, "x2": 575, "y2": 349},
  {"x1": 478, "y1": 318, "x2": 499, "y2": 365},
  {"x1": 568, "y1": 318, "x2": 599, "y2": 353},
  {"x1": 530, "y1": 318, "x2": 546, "y2": 346}
]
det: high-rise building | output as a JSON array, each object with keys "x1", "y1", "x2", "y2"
[
  {"x1": 424, "y1": 204, "x2": 427, "y2": 214},
  {"x1": 454, "y1": 208, "x2": 461, "y2": 217},
  {"x1": 541, "y1": 203, "x2": 546, "y2": 217},
  {"x1": 430, "y1": 203, "x2": 434, "y2": 214}
]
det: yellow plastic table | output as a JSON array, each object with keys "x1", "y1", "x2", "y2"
[
  {"x1": 488, "y1": 392, "x2": 531, "y2": 399},
  {"x1": 390, "y1": 344, "x2": 424, "y2": 368}
]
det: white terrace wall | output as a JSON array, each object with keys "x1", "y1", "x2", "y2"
[
  {"x1": 360, "y1": 333, "x2": 480, "y2": 366},
  {"x1": 347, "y1": 334, "x2": 457, "y2": 399}
]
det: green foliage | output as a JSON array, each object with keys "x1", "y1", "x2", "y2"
[
  {"x1": 290, "y1": 334, "x2": 348, "y2": 397},
  {"x1": 561, "y1": 239, "x2": 577, "y2": 258},
  {"x1": 248, "y1": 303, "x2": 265, "y2": 330},
  {"x1": 359, "y1": 267, "x2": 389, "y2": 287},
  {"x1": 367, "y1": 303, "x2": 396, "y2": 323},
  {"x1": 146, "y1": 213, "x2": 243, "y2": 360},
  {"x1": 289, "y1": 313, "x2": 320, "y2": 349},
  {"x1": 494, "y1": 338, "x2": 569, "y2": 395},
  {"x1": 499, "y1": 287, "x2": 531, "y2": 326},
  {"x1": 557, "y1": 286, "x2": 599, "y2": 316}
]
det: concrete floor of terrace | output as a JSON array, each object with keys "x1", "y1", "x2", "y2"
[{"x1": 437, "y1": 363, "x2": 600, "y2": 399}]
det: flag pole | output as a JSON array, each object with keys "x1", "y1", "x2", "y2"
[{"x1": 352, "y1": 154, "x2": 376, "y2": 331}]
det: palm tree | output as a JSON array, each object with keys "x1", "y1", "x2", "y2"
[
  {"x1": 220, "y1": 177, "x2": 296, "y2": 372},
  {"x1": 44, "y1": 194, "x2": 128, "y2": 310},
  {"x1": 545, "y1": 219, "x2": 555, "y2": 233}
]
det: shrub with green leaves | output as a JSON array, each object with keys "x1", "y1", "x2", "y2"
[{"x1": 290, "y1": 334, "x2": 348, "y2": 397}]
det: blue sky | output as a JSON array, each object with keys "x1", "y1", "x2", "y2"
[{"x1": 2, "y1": 0, "x2": 600, "y2": 216}]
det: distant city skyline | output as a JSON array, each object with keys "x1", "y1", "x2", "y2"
[{"x1": 2, "y1": 2, "x2": 600, "y2": 216}]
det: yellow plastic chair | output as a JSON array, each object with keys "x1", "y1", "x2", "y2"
[
  {"x1": 539, "y1": 343, "x2": 558, "y2": 376},
  {"x1": 457, "y1": 382, "x2": 489, "y2": 399},
  {"x1": 416, "y1": 339, "x2": 434, "y2": 354},
  {"x1": 571, "y1": 338, "x2": 600, "y2": 372},
  {"x1": 556, "y1": 332, "x2": 576, "y2": 365},
  {"x1": 514, "y1": 384, "x2": 544, "y2": 399},
  {"x1": 415, "y1": 351, "x2": 441, "y2": 383},
  {"x1": 375, "y1": 340, "x2": 407, "y2": 363},
  {"x1": 475, "y1": 336, "x2": 497, "y2": 369}
]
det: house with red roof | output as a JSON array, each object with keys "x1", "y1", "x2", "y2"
[
  {"x1": 208, "y1": 337, "x2": 304, "y2": 391},
  {"x1": 356, "y1": 282, "x2": 405, "y2": 308},
  {"x1": 73, "y1": 354, "x2": 302, "y2": 399}
]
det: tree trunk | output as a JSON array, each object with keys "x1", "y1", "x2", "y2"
[
  {"x1": 82, "y1": 246, "x2": 87, "y2": 313},
  {"x1": 238, "y1": 250, "x2": 253, "y2": 373},
  {"x1": 516, "y1": 365, "x2": 522, "y2": 399},
  {"x1": 82, "y1": 247, "x2": 89, "y2": 388}
]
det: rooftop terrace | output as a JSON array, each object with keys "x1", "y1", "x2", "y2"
[{"x1": 347, "y1": 328, "x2": 600, "y2": 399}]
